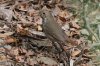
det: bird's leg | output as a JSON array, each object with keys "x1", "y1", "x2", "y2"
[
  {"x1": 58, "y1": 43, "x2": 71, "y2": 66},
  {"x1": 53, "y1": 42, "x2": 70, "y2": 66},
  {"x1": 52, "y1": 42, "x2": 63, "y2": 53}
]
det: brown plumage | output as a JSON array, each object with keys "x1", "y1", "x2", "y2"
[
  {"x1": 40, "y1": 8, "x2": 72, "y2": 66},
  {"x1": 40, "y1": 8, "x2": 73, "y2": 52}
]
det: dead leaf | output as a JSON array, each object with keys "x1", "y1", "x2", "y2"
[
  {"x1": 0, "y1": 47, "x2": 5, "y2": 53},
  {"x1": 26, "y1": 50, "x2": 34, "y2": 56},
  {"x1": 0, "y1": 32, "x2": 14, "y2": 38},
  {"x1": 37, "y1": 25, "x2": 42, "y2": 31},
  {"x1": 16, "y1": 2, "x2": 29, "y2": 11},
  {"x1": 15, "y1": 55, "x2": 25, "y2": 62},
  {"x1": 17, "y1": 24, "x2": 23, "y2": 33},
  {"x1": 19, "y1": 48, "x2": 27, "y2": 55},
  {"x1": 34, "y1": 16, "x2": 42, "y2": 25},
  {"x1": 27, "y1": 57, "x2": 37, "y2": 65},
  {"x1": 37, "y1": 56, "x2": 58, "y2": 66},
  {"x1": 10, "y1": 47, "x2": 19, "y2": 56},
  {"x1": 28, "y1": 9, "x2": 38, "y2": 17},
  {"x1": 71, "y1": 48, "x2": 81, "y2": 57},
  {"x1": 70, "y1": 21, "x2": 80, "y2": 29},
  {"x1": 5, "y1": 36, "x2": 17, "y2": 43},
  {"x1": 62, "y1": 23, "x2": 70, "y2": 31},
  {"x1": 28, "y1": 29, "x2": 45, "y2": 37},
  {"x1": 58, "y1": 11, "x2": 71, "y2": 18},
  {"x1": 0, "y1": 54, "x2": 7, "y2": 61},
  {"x1": 17, "y1": 24, "x2": 29, "y2": 35},
  {"x1": 0, "y1": 39, "x2": 4, "y2": 44},
  {"x1": 59, "y1": 16, "x2": 66, "y2": 22},
  {"x1": 0, "y1": 7, "x2": 13, "y2": 22}
]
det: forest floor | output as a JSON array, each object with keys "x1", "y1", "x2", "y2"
[{"x1": 0, "y1": 0, "x2": 100, "y2": 66}]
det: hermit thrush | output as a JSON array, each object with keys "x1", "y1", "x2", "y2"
[{"x1": 39, "y1": 8, "x2": 72, "y2": 52}]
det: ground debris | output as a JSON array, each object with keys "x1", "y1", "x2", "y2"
[{"x1": 0, "y1": 0, "x2": 91, "y2": 66}]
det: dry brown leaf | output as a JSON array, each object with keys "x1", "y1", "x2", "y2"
[
  {"x1": 10, "y1": 47, "x2": 19, "y2": 56},
  {"x1": 28, "y1": 29, "x2": 45, "y2": 36},
  {"x1": 17, "y1": 24, "x2": 29, "y2": 35},
  {"x1": 70, "y1": 28, "x2": 80, "y2": 36},
  {"x1": 26, "y1": 50, "x2": 34, "y2": 56},
  {"x1": 37, "y1": 25, "x2": 42, "y2": 31},
  {"x1": 71, "y1": 48, "x2": 81, "y2": 57},
  {"x1": 70, "y1": 21, "x2": 80, "y2": 29},
  {"x1": 75, "y1": 39, "x2": 82, "y2": 45},
  {"x1": 17, "y1": 24, "x2": 23, "y2": 33},
  {"x1": 81, "y1": 64, "x2": 88, "y2": 66},
  {"x1": 37, "y1": 56, "x2": 58, "y2": 65},
  {"x1": 58, "y1": 11, "x2": 71, "y2": 18},
  {"x1": 0, "y1": 47, "x2": 5, "y2": 53},
  {"x1": 28, "y1": 9, "x2": 38, "y2": 17},
  {"x1": 34, "y1": 16, "x2": 42, "y2": 25},
  {"x1": 15, "y1": 55, "x2": 25, "y2": 62},
  {"x1": 19, "y1": 48, "x2": 27, "y2": 54},
  {"x1": 0, "y1": 32, "x2": 14, "y2": 38},
  {"x1": 0, "y1": 54, "x2": 7, "y2": 61},
  {"x1": 27, "y1": 57, "x2": 37, "y2": 65},
  {"x1": 18, "y1": 29, "x2": 29, "y2": 35},
  {"x1": 16, "y1": 2, "x2": 29, "y2": 11},
  {"x1": 56, "y1": 10, "x2": 72, "y2": 24},
  {"x1": 59, "y1": 16, "x2": 66, "y2": 22},
  {"x1": 5, "y1": 36, "x2": 17, "y2": 43},
  {"x1": 0, "y1": 25, "x2": 9, "y2": 30}
]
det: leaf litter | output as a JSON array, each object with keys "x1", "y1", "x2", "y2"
[{"x1": 0, "y1": 0, "x2": 91, "y2": 66}]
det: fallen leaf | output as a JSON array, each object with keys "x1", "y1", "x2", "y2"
[
  {"x1": 0, "y1": 39, "x2": 4, "y2": 44},
  {"x1": 16, "y1": 2, "x2": 29, "y2": 11},
  {"x1": 37, "y1": 25, "x2": 42, "y2": 31},
  {"x1": 71, "y1": 48, "x2": 81, "y2": 57},
  {"x1": 70, "y1": 21, "x2": 80, "y2": 29},
  {"x1": 26, "y1": 50, "x2": 34, "y2": 56},
  {"x1": 10, "y1": 47, "x2": 19, "y2": 56},
  {"x1": 62, "y1": 23, "x2": 70, "y2": 31},
  {"x1": 28, "y1": 29, "x2": 45, "y2": 37},
  {"x1": 27, "y1": 57, "x2": 37, "y2": 65},
  {"x1": 19, "y1": 48, "x2": 27, "y2": 55},
  {"x1": 0, "y1": 54, "x2": 7, "y2": 61},
  {"x1": 0, "y1": 6, "x2": 13, "y2": 22},
  {"x1": 59, "y1": 16, "x2": 66, "y2": 22},
  {"x1": 5, "y1": 36, "x2": 17, "y2": 43},
  {"x1": 17, "y1": 24, "x2": 29, "y2": 35},
  {"x1": 15, "y1": 55, "x2": 25, "y2": 62},
  {"x1": 37, "y1": 56, "x2": 58, "y2": 66},
  {"x1": 0, "y1": 47, "x2": 5, "y2": 53},
  {"x1": 28, "y1": 9, "x2": 38, "y2": 17},
  {"x1": 0, "y1": 32, "x2": 14, "y2": 38},
  {"x1": 58, "y1": 11, "x2": 71, "y2": 18},
  {"x1": 34, "y1": 16, "x2": 42, "y2": 25}
]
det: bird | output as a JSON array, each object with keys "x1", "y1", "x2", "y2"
[
  {"x1": 39, "y1": 8, "x2": 73, "y2": 52},
  {"x1": 39, "y1": 7, "x2": 74, "y2": 66}
]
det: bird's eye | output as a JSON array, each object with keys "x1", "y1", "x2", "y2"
[{"x1": 43, "y1": 12, "x2": 45, "y2": 15}]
